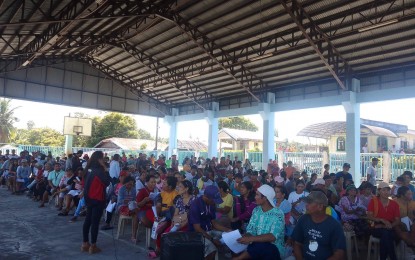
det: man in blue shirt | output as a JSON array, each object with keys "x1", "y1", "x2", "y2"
[
  {"x1": 292, "y1": 191, "x2": 346, "y2": 260},
  {"x1": 188, "y1": 185, "x2": 231, "y2": 260},
  {"x1": 335, "y1": 163, "x2": 353, "y2": 188}
]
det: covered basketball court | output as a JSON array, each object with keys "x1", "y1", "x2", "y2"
[{"x1": 1, "y1": 0, "x2": 415, "y2": 185}]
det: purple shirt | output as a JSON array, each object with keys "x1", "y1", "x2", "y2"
[{"x1": 188, "y1": 196, "x2": 216, "y2": 232}]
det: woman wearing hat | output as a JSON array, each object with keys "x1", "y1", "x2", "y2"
[
  {"x1": 236, "y1": 184, "x2": 285, "y2": 260},
  {"x1": 338, "y1": 184, "x2": 368, "y2": 235},
  {"x1": 367, "y1": 182, "x2": 400, "y2": 260}
]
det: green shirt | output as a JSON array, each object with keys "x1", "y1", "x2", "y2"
[
  {"x1": 246, "y1": 206, "x2": 285, "y2": 256},
  {"x1": 47, "y1": 170, "x2": 64, "y2": 187}
]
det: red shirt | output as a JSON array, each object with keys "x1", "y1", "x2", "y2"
[
  {"x1": 367, "y1": 197, "x2": 400, "y2": 222},
  {"x1": 136, "y1": 187, "x2": 155, "y2": 212}
]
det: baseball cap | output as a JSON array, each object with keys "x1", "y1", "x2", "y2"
[
  {"x1": 204, "y1": 185, "x2": 223, "y2": 204},
  {"x1": 274, "y1": 176, "x2": 284, "y2": 183},
  {"x1": 119, "y1": 170, "x2": 129, "y2": 177},
  {"x1": 312, "y1": 178, "x2": 325, "y2": 186},
  {"x1": 343, "y1": 163, "x2": 351, "y2": 168},
  {"x1": 304, "y1": 191, "x2": 328, "y2": 206},
  {"x1": 257, "y1": 184, "x2": 276, "y2": 207},
  {"x1": 377, "y1": 182, "x2": 390, "y2": 189}
]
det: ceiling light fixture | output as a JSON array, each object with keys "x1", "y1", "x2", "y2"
[
  {"x1": 249, "y1": 53, "x2": 273, "y2": 62},
  {"x1": 358, "y1": 19, "x2": 399, "y2": 32},
  {"x1": 185, "y1": 73, "x2": 200, "y2": 79}
]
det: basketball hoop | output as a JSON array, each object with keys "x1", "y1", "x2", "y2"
[
  {"x1": 63, "y1": 117, "x2": 92, "y2": 137},
  {"x1": 73, "y1": 126, "x2": 83, "y2": 136}
]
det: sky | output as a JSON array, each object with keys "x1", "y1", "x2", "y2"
[{"x1": 10, "y1": 97, "x2": 415, "y2": 144}]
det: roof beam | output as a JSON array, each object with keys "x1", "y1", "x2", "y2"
[
  {"x1": 111, "y1": 40, "x2": 211, "y2": 111},
  {"x1": 17, "y1": 0, "x2": 108, "y2": 69},
  {"x1": 280, "y1": 0, "x2": 349, "y2": 90},
  {"x1": 0, "y1": 54, "x2": 80, "y2": 74},
  {"x1": 157, "y1": 13, "x2": 264, "y2": 102}
]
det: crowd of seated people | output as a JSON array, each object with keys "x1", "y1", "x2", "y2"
[{"x1": 4, "y1": 149, "x2": 415, "y2": 260}]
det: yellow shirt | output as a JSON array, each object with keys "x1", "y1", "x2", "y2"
[
  {"x1": 395, "y1": 199, "x2": 415, "y2": 220},
  {"x1": 219, "y1": 193, "x2": 234, "y2": 218},
  {"x1": 160, "y1": 190, "x2": 178, "y2": 211}
]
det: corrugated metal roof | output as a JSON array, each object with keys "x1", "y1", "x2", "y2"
[{"x1": 1, "y1": 0, "x2": 415, "y2": 111}]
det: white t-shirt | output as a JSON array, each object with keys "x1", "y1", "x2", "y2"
[
  {"x1": 184, "y1": 172, "x2": 193, "y2": 181},
  {"x1": 367, "y1": 165, "x2": 377, "y2": 185},
  {"x1": 288, "y1": 191, "x2": 309, "y2": 214}
]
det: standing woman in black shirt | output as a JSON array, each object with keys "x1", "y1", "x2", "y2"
[{"x1": 81, "y1": 151, "x2": 111, "y2": 254}]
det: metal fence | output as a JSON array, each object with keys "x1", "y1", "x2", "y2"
[
  {"x1": 284, "y1": 152, "x2": 323, "y2": 174},
  {"x1": 391, "y1": 153, "x2": 415, "y2": 181},
  {"x1": 330, "y1": 153, "x2": 384, "y2": 179}
]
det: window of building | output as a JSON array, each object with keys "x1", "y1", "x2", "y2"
[
  {"x1": 336, "y1": 137, "x2": 345, "y2": 151},
  {"x1": 377, "y1": 136, "x2": 388, "y2": 151},
  {"x1": 401, "y1": 140, "x2": 408, "y2": 149}
]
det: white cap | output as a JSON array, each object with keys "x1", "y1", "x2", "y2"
[
  {"x1": 257, "y1": 184, "x2": 276, "y2": 207},
  {"x1": 312, "y1": 178, "x2": 325, "y2": 186}
]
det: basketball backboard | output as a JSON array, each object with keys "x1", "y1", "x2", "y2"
[{"x1": 63, "y1": 116, "x2": 92, "y2": 136}]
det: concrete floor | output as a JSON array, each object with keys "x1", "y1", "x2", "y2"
[{"x1": 0, "y1": 187, "x2": 150, "y2": 260}]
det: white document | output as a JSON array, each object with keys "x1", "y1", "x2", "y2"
[
  {"x1": 221, "y1": 230, "x2": 247, "y2": 254},
  {"x1": 149, "y1": 192, "x2": 159, "y2": 201},
  {"x1": 152, "y1": 206, "x2": 158, "y2": 219},
  {"x1": 106, "y1": 201, "x2": 116, "y2": 212},
  {"x1": 401, "y1": 216, "x2": 412, "y2": 231}
]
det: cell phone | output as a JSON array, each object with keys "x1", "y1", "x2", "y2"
[{"x1": 76, "y1": 177, "x2": 80, "y2": 182}]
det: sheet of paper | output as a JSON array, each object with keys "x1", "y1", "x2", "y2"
[
  {"x1": 105, "y1": 201, "x2": 116, "y2": 212},
  {"x1": 221, "y1": 230, "x2": 247, "y2": 254},
  {"x1": 152, "y1": 206, "x2": 158, "y2": 219},
  {"x1": 149, "y1": 192, "x2": 159, "y2": 201},
  {"x1": 401, "y1": 216, "x2": 412, "y2": 231}
]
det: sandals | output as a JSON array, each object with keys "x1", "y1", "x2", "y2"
[{"x1": 148, "y1": 247, "x2": 159, "y2": 259}]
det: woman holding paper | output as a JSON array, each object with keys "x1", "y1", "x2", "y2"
[
  {"x1": 235, "y1": 184, "x2": 284, "y2": 260},
  {"x1": 136, "y1": 174, "x2": 157, "y2": 227},
  {"x1": 393, "y1": 186, "x2": 415, "y2": 247}
]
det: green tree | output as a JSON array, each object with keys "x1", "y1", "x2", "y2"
[
  {"x1": 87, "y1": 112, "x2": 139, "y2": 146},
  {"x1": 12, "y1": 128, "x2": 64, "y2": 146},
  {"x1": 219, "y1": 116, "x2": 258, "y2": 131},
  {"x1": 140, "y1": 143, "x2": 147, "y2": 150},
  {"x1": 0, "y1": 99, "x2": 19, "y2": 143},
  {"x1": 138, "y1": 128, "x2": 153, "y2": 140}
]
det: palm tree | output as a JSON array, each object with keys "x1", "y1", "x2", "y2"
[{"x1": 0, "y1": 99, "x2": 19, "y2": 143}]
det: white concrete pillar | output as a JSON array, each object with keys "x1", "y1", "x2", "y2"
[
  {"x1": 205, "y1": 102, "x2": 219, "y2": 158},
  {"x1": 382, "y1": 151, "x2": 391, "y2": 183},
  {"x1": 166, "y1": 108, "x2": 179, "y2": 158},
  {"x1": 322, "y1": 151, "x2": 329, "y2": 176},
  {"x1": 342, "y1": 86, "x2": 361, "y2": 186},
  {"x1": 64, "y1": 135, "x2": 73, "y2": 155},
  {"x1": 259, "y1": 93, "x2": 276, "y2": 170}
]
